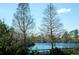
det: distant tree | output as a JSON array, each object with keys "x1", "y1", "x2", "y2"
[
  {"x1": 13, "y1": 3, "x2": 34, "y2": 47},
  {"x1": 69, "y1": 29, "x2": 78, "y2": 39},
  {"x1": 40, "y1": 3, "x2": 62, "y2": 49},
  {"x1": 73, "y1": 29, "x2": 78, "y2": 39},
  {"x1": 62, "y1": 31, "x2": 71, "y2": 42}
]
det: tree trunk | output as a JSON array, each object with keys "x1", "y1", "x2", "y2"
[
  {"x1": 23, "y1": 31, "x2": 26, "y2": 46},
  {"x1": 50, "y1": 28, "x2": 53, "y2": 49},
  {"x1": 51, "y1": 37, "x2": 53, "y2": 49}
]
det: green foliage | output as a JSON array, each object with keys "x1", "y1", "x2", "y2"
[
  {"x1": 69, "y1": 29, "x2": 78, "y2": 37},
  {"x1": 50, "y1": 47, "x2": 75, "y2": 55},
  {"x1": 61, "y1": 48, "x2": 75, "y2": 55},
  {"x1": 0, "y1": 20, "x2": 20, "y2": 54},
  {"x1": 0, "y1": 20, "x2": 10, "y2": 54},
  {"x1": 50, "y1": 47, "x2": 65, "y2": 55}
]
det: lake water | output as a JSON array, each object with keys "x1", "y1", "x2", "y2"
[{"x1": 29, "y1": 43, "x2": 79, "y2": 50}]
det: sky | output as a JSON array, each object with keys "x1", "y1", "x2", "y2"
[{"x1": 0, "y1": 3, "x2": 79, "y2": 33}]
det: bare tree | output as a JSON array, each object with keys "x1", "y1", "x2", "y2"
[
  {"x1": 40, "y1": 3, "x2": 62, "y2": 49},
  {"x1": 13, "y1": 3, "x2": 34, "y2": 46}
]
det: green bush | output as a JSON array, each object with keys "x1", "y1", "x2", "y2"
[
  {"x1": 50, "y1": 47, "x2": 65, "y2": 55},
  {"x1": 50, "y1": 47, "x2": 75, "y2": 55}
]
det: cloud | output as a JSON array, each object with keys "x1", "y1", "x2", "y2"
[{"x1": 57, "y1": 8, "x2": 71, "y2": 14}]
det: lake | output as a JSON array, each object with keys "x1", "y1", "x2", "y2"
[{"x1": 29, "y1": 43, "x2": 79, "y2": 51}]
